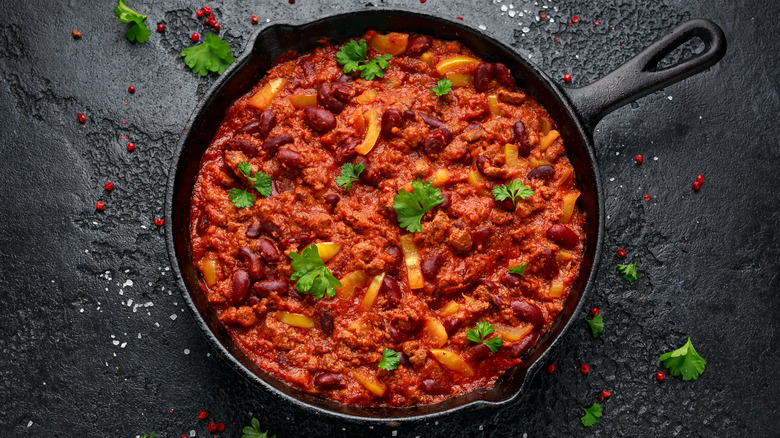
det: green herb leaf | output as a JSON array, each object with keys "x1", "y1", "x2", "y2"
[
  {"x1": 181, "y1": 33, "x2": 235, "y2": 76},
  {"x1": 579, "y1": 402, "x2": 603, "y2": 427},
  {"x1": 139, "y1": 434, "x2": 155, "y2": 438},
  {"x1": 378, "y1": 347, "x2": 400, "y2": 370},
  {"x1": 617, "y1": 261, "x2": 639, "y2": 282},
  {"x1": 336, "y1": 163, "x2": 365, "y2": 190},
  {"x1": 336, "y1": 39, "x2": 392, "y2": 80},
  {"x1": 241, "y1": 417, "x2": 275, "y2": 438},
  {"x1": 252, "y1": 171, "x2": 273, "y2": 198},
  {"x1": 658, "y1": 337, "x2": 706, "y2": 380},
  {"x1": 492, "y1": 180, "x2": 534, "y2": 207},
  {"x1": 228, "y1": 188, "x2": 254, "y2": 208},
  {"x1": 392, "y1": 179, "x2": 445, "y2": 232},
  {"x1": 289, "y1": 244, "x2": 342, "y2": 299},
  {"x1": 113, "y1": 0, "x2": 150, "y2": 43},
  {"x1": 585, "y1": 313, "x2": 604, "y2": 338},
  {"x1": 431, "y1": 78, "x2": 453, "y2": 96},
  {"x1": 508, "y1": 262, "x2": 528, "y2": 276},
  {"x1": 466, "y1": 321, "x2": 503, "y2": 354}
]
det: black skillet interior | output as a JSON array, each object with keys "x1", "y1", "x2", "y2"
[{"x1": 166, "y1": 9, "x2": 725, "y2": 422}]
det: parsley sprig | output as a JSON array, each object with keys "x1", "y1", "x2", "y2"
[
  {"x1": 241, "y1": 418, "x2": 275, "y2": 438},
  {"x1": 336, "y1": 39, "x2": 393, "y2": 80},
  {"x1": 579, "y1": 402, "x2": 603, "y2": 427},
  {"x1": 431, "y1": 79, "x2": 453, "y2": 96},
  {"x1": 492, "y1": 180, "x2": 534, "y2": 207},
  {"x1": 392, "y1": 179, "x2": 445, "y2": 232},
  {"x1": 228, "y1": 162, "x2": 273, "y2": 208},
  {"x1": 181, "y1": 33, "x2": 235, "y2": 76},
  {"x1": 378, "y1": 348, "x2": 400, "y2": 371},
  {"x1": 289, "y1": 244, "x2": 342, "y2": 299},
  {"x1": 508, "y1": 263, "x2": 528, "y2": 276},
  {"x1": 113, "y1": 0, "x2": 150, "y2": 43},
  {"x1": 336, "y1": 163, "x2": 365, "y2": 190},
  {"x1": 658, "y1": 337, "x2": 706, "y2": 380},
  {"x1": 617, "y1": 261, "x2": 639, "y2": 282},
  {"x1": 585, "y1": 313, "x2": 604, "y2": 338},
  {"x1": 466, "y1": 321, "x2": 503, "y2": 354}
]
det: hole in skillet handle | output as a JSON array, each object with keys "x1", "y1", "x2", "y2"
[{"x1": 562, "y1": 18, "x2": 727, "y2": 133}]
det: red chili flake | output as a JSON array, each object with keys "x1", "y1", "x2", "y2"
[
  {"x1": 554, "y1": 35, "x2": 559, "y2": 40},
  {"x1": 420, "y1": 0, "x2": 426, "y2": 3},
  {"x1": 77, "y1": 113, "x2": 86, "y2": 124},
  {"x1": 580, "y1": 364, "x2": 590, "y2": 374},
  {"x1": 540, "y1": 14, "x2": 547, "y2": 18},
  {"x1": 122, "y1": 120, "x2": 127, "y2": 124},
  {"x1": 96, "y1": 201, "x2": 105, "y2": 211},
  {"x1": 196, "y1": 9, "x2": 204, "y2": 18},
  {"x1": 251, "y1": 14, "x2": 258, "y2": 24},
  {"x1": 212, "y1": 23, "x2": 220, "y2": 32},
  {"x1": 635, "y1": 154, "x2": 643, "y2": 164},
  {"x1": 198, "y1": 410, "x2": 209, "y2": 419},
  {"x1": 456, "y1": 16, "x2": 463, "y2": 20},
  {"x1": 128, "y1": 86, "x2": 136, "y2": 94},
  {"x1": 564, "y1": 73, "x2": 572, "y2": 83},
  {"x1": 547, "y1": 364, "x2": 556, "y2": 374},
  {"x1": 207, "y1": 422, "x2": 217, "y2": 432},
  {"x1": 72, "y1": 30, "x2": 82, "y2": 39},
  {"x1": 572, "y1": 16, "x2": 579, "y2": 23},
  {"x1": 644, "y1": 194, "x2": 651, "y2": 202},
  {"x1": 203, "y1": 6, "x2": 212, "y2": 15},
  {"x1": 289, "y1": 0, "x2": 295, "y2": 3},
  {"x1": 591, "y1": 307, "x2": 599, "y2": 316},
  {"x1": 157, "y1": 23, "x2": 165, "y2": 32},
  {"x1": 216, "y1": 423, "x2": 225, "y2": 431},
  {"x1": 204, "y1": 19, "x2": 211, "y2": 26},
  {"x1": 182, "y1": 434, "x2": 187, "y2": 438},
  {"x1": 594, "y1": 21, "x2": 600, "y2": 25},
  {"x1": 155, "y1": 218, "x2": 164, "y2": 226},
  {"x1": 696, "y1": 174, "x2": 704, "y2": 183},
  {"x1": 127, "y1": 142, "x2": 136, "y2": 151},
  {"x1": 656, "y1": 371, "x2": 665, "y2": 381},
  {"x1": 692, "y1": 181, "x2": 702, "y2": 191},
  {"x1": 208, "y1": 18, "x2": 217, "y2": 27},
  {"x1": 191, "y1": 33, "x2": 200, "y2": 42},
  {"x1": 597, "y1": 390, "x2": 612, "y2": 402},
  {"x1": 616, "y1": 248, "x2": 626, "y2": 258},
  {"x1": 105, "y1": 182, "x2": 114, "y2": 191}
]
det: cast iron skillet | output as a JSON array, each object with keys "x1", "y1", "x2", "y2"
[{"x1": 165, "y1": 9, "x2": 726, "y2": 422}]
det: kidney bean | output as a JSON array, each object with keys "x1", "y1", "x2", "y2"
[
  {"x1": 406, "y1": 35, "x2": 433, "y2": 56},
  {"x1": 501, "y1": 271, "x2": 523, "y2": 288},
  {"x1": 398, "y1": 351, "x2": 412, "y2": 369},
  {"x1": 262, "y1": 133, "x2": 293, "y2": 154},
  {"x1": 493, "y1": 62, "x2": 513, "y2": 86},
  {"x1": 528, "y1": 165, "x2": 555, "y2": 181},
  {"x1": 546, "y1": 224, "x2": 579, "y2": 249},
  {"x1": 423, "y1": 128, "x2": 452, "y2": 155},
  {"x1": 252, "y1": 280, "x2": 288, "y2": 298},
  {"x1": 403, "y1": 110, "x2": 416, "y2": 121},
  {"x1": 336, "y1": 74, "x2": 351, "y2": 83},
  {"x1": 317, "y1": 309, "x2": 334, "y2": 336},
  {"x1": 421, "y1": 253, "x2": 441, "y2": 280},
  {"x1": 239, "y1": 120, "x2": 260, "y2": 134},
  {"x1": 420, "y1": 114, "x2": 445, "y2": 129},
  {"x1": 512, "y1": 121, "x2": 531, "y2": 156},
  {"x1": 474, "y1": 62, "x2": 494, "y2": 93},
  {"x1": 473, "y1": 226, "x2": 492, "y2": 251},
  {"x1": 511, "y1": 301, "x2": 545, "y2": 329},
  {"x1": 509, "y1": 333, "x2": 538, "y2": 357},
  {"x1": 228, "y1": 138, "x2": 258, "y2": 156},
  {"x1": 260, "y1": 220, "x2": 282, "y2": 237},
  {"x1": 317, "y1": 84, "x2": 345, "y2": 114},
  {"x1": 331, "y1": 82, "x2": 355, "y2": 101},
  {"x1": 382, "y1": 322, "x2": 404, "y2": 343},
  {"x1": 354, "y1": 156, "x2": 381, "y2": 186},
  {"x1": 384, "y1": 246, "x2": 403, "y2": 276},
  {"x1": 538, "y1": 248, "x2": 559, "y2": 278},
  {"x1": 495, "y1": 197, "x2": 515, "y2": 212},
  {"x1": 466, "y1": 343, "x2": 492, "y2": 362},
  {"x1": 476, "y1": 155, "x2": 490, "y2": 175},
  {"x1": 280, "y1": 233, "x2": 312, "y2": 247},
  {"x1": 303, "y1": 107, "x2": 337, "y2": 132},
  {"x1": 439, "y1": 192, "x2": 451, "y2": 210},
  {"x1": 195, "y1": 215, "x2": 208, "y2": 235},
  {"x1": 277, "y1": 147, "x2": 305, "y2": 169},
  {"x1": 247, "y1": 295, "x2": 260, "y2": 306},
  {"x1": 238, "y1": 246, "x2": 264, "y2": 279},
  {"x1": 442, "y1": 317, "x2": 461, "y2": 336},
  {"x1": 324, "y1": 193, "x2": 340, "y2": 207},
  {"x1": 229, "y1": 269, "x2": 250, "y2": 304},
  {"x1": 333, "y1": 139, "x2": 359, "y2": 165},
  {"x1": 259, "y1": 109, "x2": 277, "y2": 138},
  {"x1": 257, "y1": 238, "x2": 280, "y2": 262},
  {"x1": 381, "y1": 108, "x2": 403, "y2": 138},
  {"x1": 381, "y1": 276, "x2": 402, "y2": 305},
  {"x1": 421, "y1": 379, "x2": 450, "y2": 395},
  {"x1": 313, "y1": 373, "x2": 343, "y2": 389},
  {"x1": 245, "y1": 220, "x2": 261, "y2": 238}
]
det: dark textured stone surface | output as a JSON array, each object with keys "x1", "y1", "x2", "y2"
[{"x1": 1, "y1": 1, "x2": 778, "y2": 437}]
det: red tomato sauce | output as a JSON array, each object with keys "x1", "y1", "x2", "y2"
[{"x1": 189, "y1": 31, "x2": 585, "y2": 407}]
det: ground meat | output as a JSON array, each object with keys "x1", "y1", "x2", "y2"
[{"x1": 446, "y1": 226, "x2": 472, "y2": 252}]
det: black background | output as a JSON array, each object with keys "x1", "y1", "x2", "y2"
[{"x1": 1, "y1": 1, "x2": 778, "y2": 437}]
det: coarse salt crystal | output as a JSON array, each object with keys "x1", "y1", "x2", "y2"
[
  {"x1": 113, "y1": 340, "x2": 120, "y2": 345},
  {"x1": 170, "y1": 314, "x2": 177, "y2": 320}
]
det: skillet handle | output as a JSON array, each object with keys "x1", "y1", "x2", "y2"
[{"x1": 564, "y1": 19, "x2": 726, "y2": 132}]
